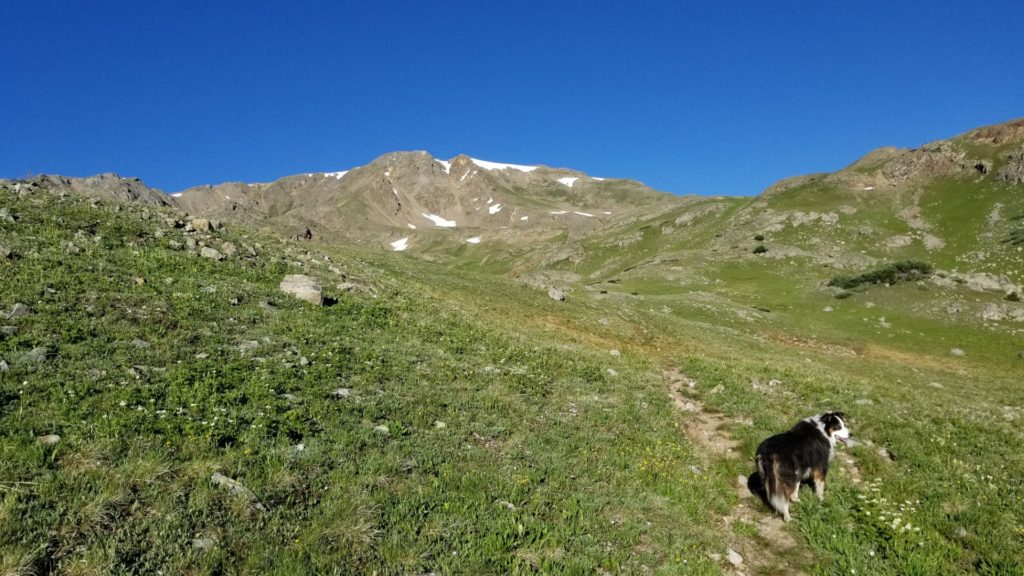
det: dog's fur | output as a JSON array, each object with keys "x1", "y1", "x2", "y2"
[{"x1": 754, "y1": 412, "x2": 850, "y2": 522}]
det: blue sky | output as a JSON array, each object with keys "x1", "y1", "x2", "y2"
[{"x1": 2, "y1": 1, "x2": 1022, "y2": 195}]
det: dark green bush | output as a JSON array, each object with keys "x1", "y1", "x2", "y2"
[
  {"x1": 753, "y1": 244, "x2": 768, "y2": 254},
  {"x1": 827, "y1": 260, "x2": 934, "y2": 290},
  {"x1": 754, "y1": 234, "x2": 765, "y2": 241},
  {"x1": 1007, "y1": 291, "x2": 1021, "y2": 302}
]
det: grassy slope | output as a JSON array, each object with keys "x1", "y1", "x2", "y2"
[
  {"x1": 2, "y1": 161, "x2": 1023, "y2": 576},
  {"x1": 0, "y1": 187, "x2": 729, "y2": 575}
]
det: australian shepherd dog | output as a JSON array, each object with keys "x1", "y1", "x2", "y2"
[{"x1": 754, "y1": 412, "x2": 851, "y2": 522}]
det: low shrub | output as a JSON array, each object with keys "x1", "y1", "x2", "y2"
[{"x1": 827, "y1": 260, "x2": 934, "y2": 290}]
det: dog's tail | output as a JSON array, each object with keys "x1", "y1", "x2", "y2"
[{"x1": 756, "y1": 453, "x2": 791, "y2": 522}]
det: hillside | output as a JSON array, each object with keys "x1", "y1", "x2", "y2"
[{"x1": 1, "y1": 119, "x2": 1023, "y2": 574}]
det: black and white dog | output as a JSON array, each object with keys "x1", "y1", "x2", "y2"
[{"x1": 755, "y1": 412, "x2": 851, "y2": 522}]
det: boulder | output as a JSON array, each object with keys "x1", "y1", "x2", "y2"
[
  {"x1": 7, "y1": 303, "x2": 30, "y2": 320},
  {"x1": 279, "y1": 275, "x2": 323, "y2": 305},
  {"x1": 190, "y1": 218, "x2": 213, "y2": 232},
  {"x1": 547, "y1": 287, "x2": 566, "y2": 301},
  {"x1": 200, "y1": 246, "x2": 224, "y2": 261}
]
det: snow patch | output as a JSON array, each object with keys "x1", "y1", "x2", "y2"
[
  {"x1": 520, "y1": 215, "x2": 529, "y2": 221},
  {"x1": 466, "y1": 237, "x2": 481, "y2": 244},
  {"x1": 470, "y1": 157, "x2": 538, "y2": 173},
  {"x1": 391, "y1": 237, "x2": 409, "y2": 251},
  {"x1": 574, "y1": 212, "x2": 594, "y2": 217},
  {"x1": 550, "y1": 210, "x2": 568, "y2": 215},
  {"x1": 435, "y1": 160, "x2": 450, "y2": 174},
  {"x1": 422, "y1": 213, "x2": 457, "y2": 228},
  {"x1": 324, "y1": 171, "x2": 348, "y2": 179},
  {"x1": 407, "y1": 223, "x2": 416, "y2": 229},
  {"x1": 593, "y1": 177, "x2": 606, "y2": 181},
  {"x1": 170, "y1": 192, "x2": 183, "y2": 198},
  {"x1": 863, "y1": 186, "x2": 875, "y2": 190},
  {"x1": 603, "y1": 211, "x2": 612, "y2": 215},
  {"x1": 486, "y1": 197, "x2": 493, "y2": 204},
  {"x1": 489, "y1": 203, "x2": 502, "y2": 215},
  {"x1": 225, "y1": 195, "x2": 231, "y2": 200},
  {"x1": 460, "y1": 170, "x2": 475, "y2": 182},
  {"x1": 557, "y1": 177, "x2": 579, "y2": 187}
]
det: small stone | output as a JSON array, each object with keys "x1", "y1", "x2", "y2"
[
  {"x1": 0, "y1": 359, "x2": 8, "y2": 373},
  {"x1": 0, "y1": 245, "x2": 11, "y2": 259},
  {"x1": 237, "y1": 340, "x2": 259, "y2": 354},
  {"x1": 954, "y1": 526, "x2": 968, "y2": 539},
  {"x1": 374, "y1": 424, "x2": 390, "y2": 434},
  {"x1": 878, "y1": 447, "x2": 896, "y2": 461},
  {"x1": 7, "y1": 303, "x2": 30, "y2": 320},
  {"x1": 950, "y1": 347, "x2": 965, "y2": 357},
  {"x1": 726, "y1": 548, "x2": 743, "y2": 568},
  {"x1": 332, "y1": 388, "x2": 351, "y2": 398},
  {"x1": 683, "y1": 402, "x2": 699, "y2": 413},
  {"x1": 433, "y1": 420, "x2": 446, "y2": 429},
  {"x1": 192, "y1": 538, "x2": 215, "y2": 551},
  {"x1": 230, "y1": 297, "x2": 240, "y2": 306},
  {"x1": 929, "y1": 382, "x2": 944, "y2": 389},
  {"x1": 855, "y1": 398, "x2": 874, "y2": 405},
  {"x1": 280, "y1": 393, "x2": 301, "y2": 403},
  {"x1": 133, "y1": 277, "x2": 145, "y2": 286},
  {"x1": 822, "y1": 306, "x2": 834, "y2": 312},
  {"x1": 294, "y1": 443, "x2": 305, "y2": 452},
  {"x1": 221, "y1": 242, "x2": 237, "y2": 257},
  {"x1": 36, "y1": 434, "x2": 61, "y2": 445},
  {"x1": 210, "y1": 472, "x2": 265, "y2": 511},
  {"x1": 24, "y1": 347, "x2": 49, "y2": 363},
  {"x1": 190, "y1": 218, "x2": 213, "y2": 232},
  {"x1": 299, "y1": 356, "x2": 309, "y2": 367},
  {"x1": 547, "y1": 287, "x2": 566, "y2": 301},
  {"x1": 131, "y1": 338, "x2": 151, "y2": 349},
  {"x1": 736, "y1": 475, "x2": 751, "y2": 499},
  {"x1": 195, "y1": 352, "x2": 210, "y2": 359},
  {"x1": 607, "y1": 368, "x2": 619, "y2": 377},
  {"x1": 167, "y1": 240, "x2": 183, "y2": 251},
  {"x1": 185, "y1": 238, "x2": 197, "y2": 250},
  {"x1": 609, "y1": 349, "x2": 620, "y2": 357},
  {"x1": 200, "y1": 246, "x2": 224, "y2": 261}
]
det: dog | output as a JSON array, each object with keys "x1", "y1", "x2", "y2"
[{"x1": 754, "y1": 412, "x2": 850, "y2": 522}]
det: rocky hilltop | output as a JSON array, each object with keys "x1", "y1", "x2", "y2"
[{"x1": 171, "y1": 152, "x2": 678, "y2": 250}]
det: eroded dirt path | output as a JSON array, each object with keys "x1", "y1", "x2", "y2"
[{"x1": 663, "y1": 368, "x2": 812, "y2": 576}]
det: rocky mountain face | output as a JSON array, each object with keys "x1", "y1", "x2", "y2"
[
  {"x1": 170, "y1": 152, "x2": 678, "y2": 250},
  {"x1": 10, "y1": 173, "x2": 172, "y2": 206}
]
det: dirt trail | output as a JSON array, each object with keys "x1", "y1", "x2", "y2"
[{"x1": 663, "y1": 368, "x2": 812, "y2": 576}]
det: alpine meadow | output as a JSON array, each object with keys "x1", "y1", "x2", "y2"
[{"x1": 2, "y1": 118, "x2": 1024, "y2": 576}]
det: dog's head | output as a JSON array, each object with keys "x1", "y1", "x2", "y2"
[{"x1": 820, "y1": 412, "x2": 851, "y2": 445}]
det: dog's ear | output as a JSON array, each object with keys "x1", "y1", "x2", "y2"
[{"x1": 833, "y1": 411, "x2": 846, "y2": 421}]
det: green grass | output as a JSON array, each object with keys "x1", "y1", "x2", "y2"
[{"x1": 2, "y1": 178, "x2": 1024, "y2": 575}]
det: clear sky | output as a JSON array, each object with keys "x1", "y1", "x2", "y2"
[{"x1": 2, "y1": 1, "x2": 1022, "y2": 195}]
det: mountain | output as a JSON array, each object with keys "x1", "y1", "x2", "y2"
[{"x1": 170, "y1": 152, "x2": 679, "y2": 253}]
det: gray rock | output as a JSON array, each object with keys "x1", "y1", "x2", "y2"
[
  {"x1": 433, "y1": 420, "x2": 446, "y2": 429},
  {"x1": 167, "y1": 240, "x2": 183, "y2": 251},
  {"x1": 24, "y1": 347, "x2": 49, "y2": 363},
  {"x1": 36, "y1": 434, "x2": 61, "y2": 445},
  {"x1": 210, "y1": 472, "x2": 265, "y2": 511},
  {"x1": 547, "y1": 287, "x2": 566, "y2": 301},
  {"x1": 200, "y1": 246, "x2": 224, "y2": 261},
  {"x1": 192, "y1": 537, "x2": 216, "y2": 551},
  {"x1": 7, "y1": 303, "x2": 30, "y2": 320},
  {"x1": 237, "y1": 340, "x2": 259, "y2": 354},
  {"x1": 221, "y1": 242, "x2": 237, "y2": 257},
  {"x1": 131, "y1": 338, "x2": 151, "y2": 349},
  {"x1": 185, "y1": 237, "x2": 197, "y2": 250},
  {"x1": 332, "y1": 388, "x2": 351, "y2": 398},
  {"x1": 726, "y1": 548, "x2": 743, "y2": 568},
  {"x1": 190, "y1": 218, "x2": 213, "y2": 232},
  {"x1": 374, "y1": 424, "x2": 390, "y2": 434},
  {"x1": 950, "y1": 347, "x2": 966, "y2": 357},
  {"x1": 0, "y1": 359, "x2": 8, "y2": 373},
  {"x1": 0, "y1": 326, "x2": 16, "y2": 336},
  {"x1": 609, "y1": 349, "x2": 621, "y2": 357},
  {"x1": 954, "y1": 526, "x2": 968, "y2": 539},
  {"x1": 0, "y1": 245, "x2": 11, "y2": 259},
  {"x1": 279, "y1": 275, "x2": 323, "y2": 305}
]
